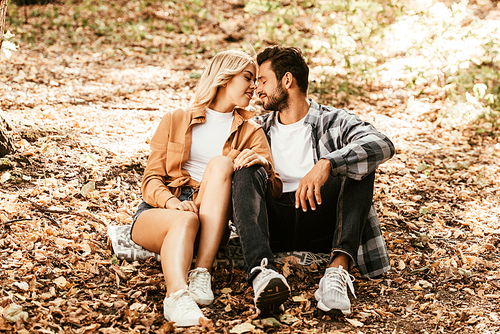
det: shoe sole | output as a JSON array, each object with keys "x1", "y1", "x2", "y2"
[
  {"x1": 194, "y1": 297, "x2": 214, "y2": 306},
  {"x1": 255, "y1": 278, "x2": 291, "y2": 316},
  {"x1": 315, "y1": 290, "x2": 351, "y2": 315},
  {"x1": 165, "y1": 314, "x2": 204, "y2": 327}
]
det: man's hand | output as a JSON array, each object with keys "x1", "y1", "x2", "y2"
[
  {"x1": 166, "y1": 197, "x2": 198, "y2": 213},
  {"x1": 233, "y1": 149, "x2": 270, "y2": 171},
  {"x1": 295, "y1": 159, "x2": 331, "y2": 212}
]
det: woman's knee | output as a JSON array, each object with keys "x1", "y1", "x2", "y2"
[
  {"x1": 182, "y1": 211, "x2": 200, "y2": 231},
  {"x1": 206, "y1": 155, "x2": 234, "y2": 177}
]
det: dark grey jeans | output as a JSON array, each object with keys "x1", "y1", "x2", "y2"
[{"x1": 231, "y1": 166, "x2": 375, "y2": 282}]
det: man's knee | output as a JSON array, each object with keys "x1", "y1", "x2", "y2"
[{"x1": 232, "y1": 165, "x2": 267, "y2": 186}]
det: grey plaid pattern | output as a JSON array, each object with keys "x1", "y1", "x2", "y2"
[{"x1": 254, "y1": 99, "x2": 394, "y2": 278}]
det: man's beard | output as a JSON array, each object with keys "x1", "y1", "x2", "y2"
[{"x1": 263, "y1": 83, "x2": 289, "y2": 111}]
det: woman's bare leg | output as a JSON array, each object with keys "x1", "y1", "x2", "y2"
[
  {"x1": 131, "y1": 209, "x2": 199, "y2": 296},
  {"x1": 194, "y1": 156, "x2": 234, "y2": 270}
]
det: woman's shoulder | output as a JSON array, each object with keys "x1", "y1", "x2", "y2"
[
  {"x1": 162, "y1": 107, "x2": 192, "y2": 121},
  {"x1": 165, "y1": 107, "x2": 188, "y2": 116}
]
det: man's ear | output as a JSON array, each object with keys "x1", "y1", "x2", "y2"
[{"x1": 282, "y1": 72, "x2": 293, "y2": 89}]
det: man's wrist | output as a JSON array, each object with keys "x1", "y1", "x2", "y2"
[
  {"x1": 318, "y1": 158, "x2": 332, "y2": 173},
  {"x1": 319, "y1": 158, "x2": 331, "y2": 168}
]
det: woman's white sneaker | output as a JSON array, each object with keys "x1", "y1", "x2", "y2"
[
  {"x1": 163, "y1": 286, "x2": 206, "y2": 327},
  {"x1": 188, "y1": 267, "x2": 214, "y2": 305}
]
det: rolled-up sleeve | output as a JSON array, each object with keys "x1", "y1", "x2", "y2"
[
  {"x1": 141, "y1": 114, "x2": 177, "y2": 208},
  {"x1": 320, "y1": 110, "x2": 395, "y2": 180}
]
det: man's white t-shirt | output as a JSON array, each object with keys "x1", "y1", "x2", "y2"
[
  {"x1": 183, "y1": 108, "x2": 234, "y2": 183},
  {"x1": 269, "y1": 113, "x2": 315, "y2": 193}
]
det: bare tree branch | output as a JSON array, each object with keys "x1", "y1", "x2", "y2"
[{"x1": 0, "y1": 0, "x2": 8, "y2": 51}]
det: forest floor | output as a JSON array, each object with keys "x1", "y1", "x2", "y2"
[{"x1": 1, "y1": 1, "x2": 500, "y2": 333}]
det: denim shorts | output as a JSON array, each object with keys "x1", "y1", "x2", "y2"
[{"x1": 130, "y1": 187, "x2": 195, "y2": 237}]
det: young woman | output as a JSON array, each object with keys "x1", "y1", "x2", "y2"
[{"x1": 130, "y1": 50, "x2": 282, "y2": 327}]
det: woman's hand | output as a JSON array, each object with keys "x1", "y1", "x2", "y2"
[
  {"x1": 166, "y1": 198, "x2": 198, "y2": 213},
  {"x1": 233, "y1": 149, "x2": 270, "y2": 171}
]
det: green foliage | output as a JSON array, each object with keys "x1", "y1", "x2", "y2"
[
  {"x1": 245, "y1": 0, "x2": 407, "y2": 104},
  {"x1": 4, "y1": 0, "x2": 499, "y2": 131},
  {"x1": 245, "y1": 0, "x2": 500, "y2": 131},
  {"x1": 5, "y1": 0, "x2": 209, "y2": 49}
]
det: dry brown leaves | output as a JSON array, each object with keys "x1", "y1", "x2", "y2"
[{"x1": 1, "y1": 1, "x2": 500, "y2": 333}]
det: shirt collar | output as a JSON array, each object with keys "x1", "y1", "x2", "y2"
[{"x1": 303, "y1": 98, "x2": 320, "y2": 126}]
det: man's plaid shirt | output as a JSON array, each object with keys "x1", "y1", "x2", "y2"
[{"x1": 254, "y1": 99, "x2": 395, "y2": 278}]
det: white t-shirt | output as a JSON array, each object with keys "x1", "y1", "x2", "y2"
[
  {"x1": 183, "y1": 108, "x2": 234, "y2": 183},
  {"x1": 269, "y1": 114, "x2": 315, "y2": 193}
]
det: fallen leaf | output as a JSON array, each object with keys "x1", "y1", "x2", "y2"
[
  {"x1": 292, "y1": 295, "x2": 308, "y2": 302},
  {"x1": 282, "y1": 261, "x2": 291, "y2": 278},
  {"x1": 13, "y1": 281, "x2": 29, "y2": 291},
  {"x1": 156, "y1": 321, "x2": 175, "y2": 334},
  {"x1": 458, "y1": 268, "x2": 472, "y2": 277},
  {"x1": 253, "y1": 317, "x2": 282, "y2": 329},
  {"x1": 200, "y1": 317, "x2": 214, "y2": 331},
  {"x1": 3, "y1": 304, "x2": 28, "y2": 323},
  {"x1": 230, "y1": 322, "x2": 255, "y2": 333},
  {"x1": 418, "y1": 280, "x2": 433, "y2": 289},
  {"x1": 221, "y1": 287, "x2": 232, "y2": 294},
  {"x1": 0, "y1": 171, "x2": 10, "y2": 183},
  {"x1": 345, "y1": 318, "x2": 364, "y2": 327},
  {"x1": 129, "y1": 302, "x2": 147, "y2": 312},
  {"x1": 279, "y1": 313, "x2": 299, "y2": 325},
  {"x1": 80, "y1": 181, "x2": 95, "y2": 197},
  {"x1": 53, "y1": 276, "x2": 69, "y2": 288},
  {"x1": 81, "y1": 242, "x2": 92, "y2": 254}
]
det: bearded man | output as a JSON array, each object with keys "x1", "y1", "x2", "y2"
[{"x1": 231, "y1": 46, "x2": 395, "y2": 316}]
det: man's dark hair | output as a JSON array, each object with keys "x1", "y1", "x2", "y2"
[{"x1": 257, "y1": 46, "x2": 309, "y2": 94}]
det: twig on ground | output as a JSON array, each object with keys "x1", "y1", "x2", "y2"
[
  {"x1": 0, "y1": 218, "x2": 32, "y2": 225},
  {"x1": 18, "y1": 195, "x2": 106, "y2": 226}
]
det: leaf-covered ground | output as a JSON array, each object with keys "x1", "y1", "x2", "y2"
[{"x1": 1, "y1": 1, "x2": 500, "y2": 333}]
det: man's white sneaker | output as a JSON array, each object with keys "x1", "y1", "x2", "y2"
[
  {"x1": 314, "y1": 265, "x2": 356, "y2": 315},
  {"x1": 163, "y1": 286, "x2": 206, "y2": 327},
  {"x1": 250, "y1": 258, "x2": 291, "y2": 315},
  {"x1": 188, "y1": 267, "x2": 214, "y2": 305}
]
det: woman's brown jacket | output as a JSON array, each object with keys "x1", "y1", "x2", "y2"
[{"x1": 141, "y1": 107, "x2": 283, "y2": 208}]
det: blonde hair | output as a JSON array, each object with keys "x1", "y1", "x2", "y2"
[{"x1": 190, "y1": 50, "x2": 256, "y2": 114}]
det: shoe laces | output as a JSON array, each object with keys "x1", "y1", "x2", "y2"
[
  {"x1": 188, "y1": 268, "x2": 210, "y2": 292},
  {"x1": 170, "y1": 286, "x2": 199, "y2": 313},
  {"x1": 250, "y1": 258, "x2": 274, "y2": 284},
  {"x1": 324, "y1": 265, "x2": 357, "y2": 299}
]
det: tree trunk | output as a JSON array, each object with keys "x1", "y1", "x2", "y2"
[
  {"x1": 0, "y1": 113, "x2": 14, "y2": 157},
  {"x1": 1, "y1": 1, "x2": 15, "y2": 157},
  {"x1": 0, "y1": 0, "x2": 8, "y2": 51}
]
